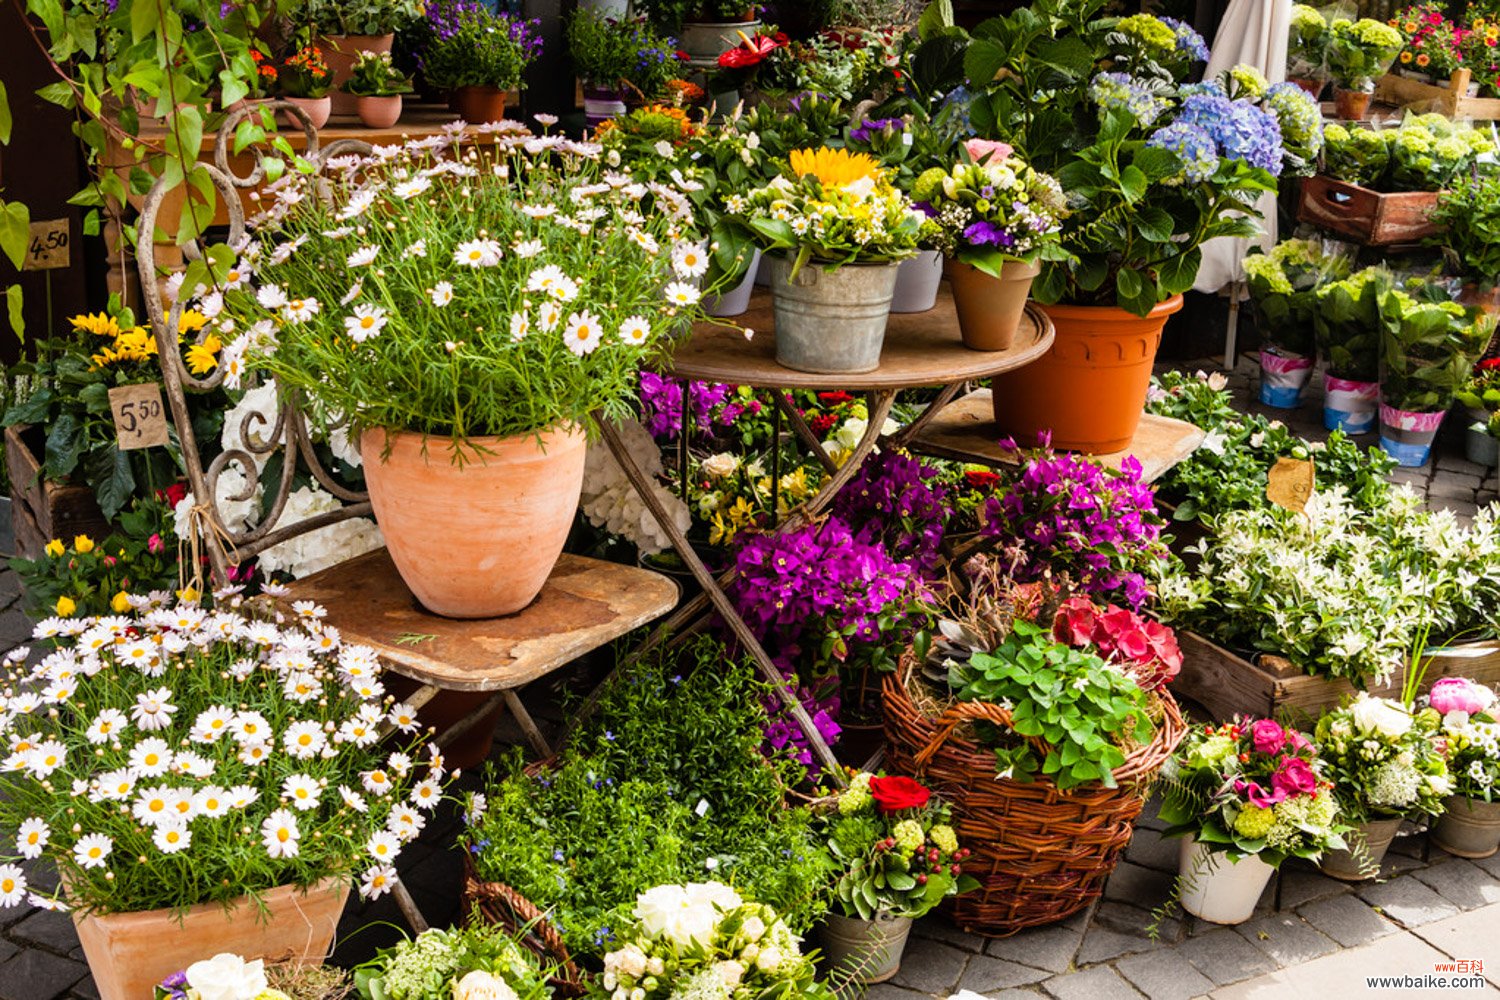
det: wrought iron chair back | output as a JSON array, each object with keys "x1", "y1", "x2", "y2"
[{"x1": 135, "y1": 102, "x2": 376, "y2": 589}]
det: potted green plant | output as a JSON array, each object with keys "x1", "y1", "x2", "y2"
[
  {"x1": 1376, "y1": 284, "x2": 1494, "y2": 466},
  {"x1": 0, "y1": 601, "x2": 438, "y2": 1000},
  {"x1": 1288, "y1": 3, "x2": 1330, "y2": 96},
  {"x1": 344, "y1": 50, "x2": 412, "y2": 128},
  {"x1": 1325, "y1": 16, "x2": 1405, "y2": 119},
  {"x1": 211, "y1": 134, "x2": 701, "y2": 617},
  {"x1": 637, "y1": 0, "x2": 760, "y2": 62},
  {"x1": 567, "y1": 9, "x2": 681, "y2": 124},
  {"x1": 1243, "y1": 238, "x2": 1354, "y2": 410},
  {"x1": 297, "y1": 0, "x2": 422, "y2": 115},
  {"x1": 929, "y1": 0, "x2": 1317, "y2": 451},
  {"x1": 727, "y1": 146, "x2": 920, "y2": 374},
  {"x1": 1432, "y1": 172, "x2": 1500, "y2": 314},
  {"x1": 1160, "y1": 718, "x2": 1348, "y2": 924},
  {"x1": 1456, "y1": 360, "x2": 1500, "y2": 467},
  {"x1": 1424, "y1": 677, "x2": 1500, "y2": 859},
  {"x1": 909, "y1": 140, "x2": 1066, "y2": 350},
  {"x1": 818, "y1": 772, "x2": 975, "y2": 984},
  {"x1": 354, "y1": 925, "x2": 553, "y2": 1000},
  {"x1": 277, "y1": 43, "x2": 334, "y2": 129},
  {"x1": 1313, "y1": 696, "x2": 1450, "y2": 879},
  {"x1": 420, "y1": 3, "x2": 543, "y2": 122},
  {"x1": 1314, "y1": 266, "x2": 1385, "y2": 434}
]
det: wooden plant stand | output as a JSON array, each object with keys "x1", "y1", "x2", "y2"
[{"x1": 1374, "y1": 68, "x2": 1500, "y2": 119}]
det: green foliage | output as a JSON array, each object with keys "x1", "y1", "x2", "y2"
[
  {"x1": 1325, "y1": 17, "x2": 1404, "y2": 89},
  {"x1": 464, "y1": 638, "x2": 831, "y2": 956},
  {"x1": 344, "y1": 51, "x2": 412, "y2": 97},
  {"x1": 298, "y1": 0, "x2": 422, "y2": 36},
  {"x1": 1432, "y1": 173, "x2": 1500, "y2": 283},
  {"x1": 10, "y1": 496, "x2": 179, "y2": 618},
  {"x1": 1244, "y1": 238, "x2": 1356, "y2": 359},
  {"x1": 566, "y1": 9, "x2": 675, "y2": 91},
  {"x1": 353, "y1": 924, "x2": 552, "y2": 1000},
  {"x1": 947, "y1": 620, "x2": 1156, "y2": 790},
  {"x1": 1315, "y1": 267, "x2": 1386, "y2": 382},
  {"x1": 633, "y1": 0, "x2": 758, "y2": 34},
  {"x1": 420, "y1": 5, "x2": 540, "y2": 91},
  {"x1": 1377, "y1": 284, "x2": 1494, "y2": 413}
]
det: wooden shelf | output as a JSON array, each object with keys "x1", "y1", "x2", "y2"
[{"x1": 907, "y1": 388, "x2": 1205, "y2": 483}]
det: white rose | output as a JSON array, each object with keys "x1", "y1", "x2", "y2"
[
  {"x1": 701, "y1": 452, "x2": 739, "y2": 479},
  {"x1": 1476, "y1": 684, "x2": 1499, "y2": 711},
  {"x1": 714, "y1": 961, "x2": 745, "y2": 989},
  {"x1": 634, "y1": 884, "x2": 689, "y2": 939},
  {"x1": 617, "y1": 944, "x2": 648, "y2": 979},
  {"x1": 185, "y1": 954, "x2": 267, "y2": 1000},
  {"x1": 756, "y1": 946, "x2": 783, "y2": 974},
  {"x1": 742, "y1": 915, "x2": 766, "y2": 942},
  {"x1": 453, "y1": 971, "x2": 518, "y2": 1000},
  {"x1": 646, "y1": 957, "x2": 665, "y2": 977},
  {"x1": 1349, "y1": 695, "x2": 1413, "y2": 739},
  {"x1": 685, "y1": 881, "x2": 743, "y2": 913},
  {"x1": 1428, "y1": 772, "x2": 1453, "y2": 795}
]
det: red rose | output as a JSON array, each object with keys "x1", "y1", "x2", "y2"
[
  {"x1": 158, "y1": 481, "x2": 189, "y2": 508},
  {"x1": 963, "y1": 469, "x2": 1000, "y2": 490},
  {"x1": 818, "y1": 391, "x2": 855, "y2": 405},
  {"x1": 868, "y1": 775, "x2": 931, "y2": 812}
]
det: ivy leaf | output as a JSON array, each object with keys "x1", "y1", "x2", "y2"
[{"x1": 0, "y1": 200, "x2": 30, "y2": 270}]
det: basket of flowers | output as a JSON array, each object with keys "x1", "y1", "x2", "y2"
[
  {"x1": 460, "y1": 851, "x2": 590, "y2": 998},
  {"x1": 882, "y1": 568, "x2": 1187, "y2": 937}
]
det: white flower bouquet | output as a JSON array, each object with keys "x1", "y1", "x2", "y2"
[
  {"x1": 1314, "y1": 695, "x2": 1451, "y2": 824},
  {"x1": 352, "y1": 924, "x2": 551, "y2": 1000},
  {"x1": 0, "y1": 598, "x2": 443, "y2": 915},
  {"x1": 590, "y1": 883, "x2": 834, "y2": 1000}
]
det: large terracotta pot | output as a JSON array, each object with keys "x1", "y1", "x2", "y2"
[
  {"x1": 74, "y1": 879, "x2": 349, "y2": 1000},
  {"x1": 359, "y1": 426, "x2": 586, "y2": 618},
  {"x1": 990, "y1": 295, "x2": 1182, "y2": 453},
  {"x1": 945, "y1": 258, "x2": 1039, "y2": 351},
  {"x1": 449, "y1": 85, "x2": 508, "y2": 124},
  {"x1": 318, "y1": 33, "x2": 394, "y2": 116}
]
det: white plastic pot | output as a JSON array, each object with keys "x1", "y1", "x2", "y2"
[{"x1": 1177, "y1": 838, "x2": 1274, "y2": 925}]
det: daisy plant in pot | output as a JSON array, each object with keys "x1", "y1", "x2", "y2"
[
  {"x1": 210, "y1": 127, "x2": 704, "y2": 617},
  {"x1": 727, "y1": 147, "x2": 921, "y2": 375},
  {"x1": 1421, "y1": 678, "x2": 1500, "y2": 859},
  {"x1": 817, "y1": 772, "x2": 975, "y2": 985},
  {"x1": 1312, "y1": 695, "x2": 1450, "y2": 880},
  {"x1": 910, "y1": 138, "x2": 1067, "y2": 352},
  {"x1": 1160, "y1": 718, "x2": 1348, "y2": 925},
  {"x1": 0, "y1": 599, "x2": 443, "y2": 1000}
]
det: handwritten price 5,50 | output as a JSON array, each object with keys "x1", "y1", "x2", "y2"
[{"x1": 108, "y1": 384, "x2": 170, "y2": 450}]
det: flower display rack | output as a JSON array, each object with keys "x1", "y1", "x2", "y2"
[
  {"x1": 1296, "y1": 174, "x2": 1444, "y2": 246},
  {"x1": 4, "y1": 424, "x2": 111, "y2": 560},
  {"x1": 1172, "y1": 629, "x2": 1500, "y2": 721},
  {"x1": 1375, "y1": 67, "x2": 1500, "y2": 120}
]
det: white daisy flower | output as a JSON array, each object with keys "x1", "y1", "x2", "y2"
[
  {"x1": 190, "y1": 706, "x2": 234, "y2": 744},
  {"x1": 346, "y1": 245, "x2": 380, "y2": 268},
  {"x1": 429, "y1": 282, "x2": 455, "y2": 308},
  {"x1": 526, "y1": 264, "x2": 567, "y2": 294},
  {"x1": 513, "y1": 239, "x2": 543, "y2": 258},
  {"x1": 16, "y1": 818, "x2": 49, "y2": 859},
  {"x1": 261, "y1": 810, "x2": 300, "y2": 859},
  {"x1": 198, "y1": 290, "x2": 224, "y2": 319},
  {"x1": 629, "y1": 229, "x2": 660, "y2": 254},
  {"x1": 86, "y1": 708, "x2": 129, "y2": 745},
  {"x1": 153, "y1": 823, "x2": 192, "y2": 855},
  {"x1": 174, "y1": 751, "x2": 215, "y2": 780},
  {"x1": 387, "y1": 703, "x2": 420, "y2": 734},
  {"x1": 549, "y1": 276, "x2": 579, "y2": 302},
  {"x1": 671, "y1": 242, "x2": 709, "y2": 278},
  {"x1": 362, "y1": 769, "x2": 393, "y2": 796},
  {"x1": 340, "y1": 282, "x2": 363, "y2": 306},
  {"x1": 537, "y1": 301, "x2": 562, "y2": 333},
  {"x1": 282, "y1": 774, "x2": 323, "y2": 812},
  {"x1": 256, "y1": 284, "x2": 288, "y2": 310},
  {"x1": 194, "y1": 785, "x2": 231, "y2": 817},
  {"x1": 228, "y1": 785, "x2": 260, "y2": 810},
  {"x1": 283, "y1": 672, "x2": 321, "y2": 704},
  {"x1": 339, "y1": 785, "x2": 368, "y2": 813},
  {"x1": 0, "y1": 864, "x2": 26, "y2": 907},
  {"x1": 509, "y1": 311, "x2": 531, "y2": 342},
  {"x1": 392, "y1": 176, "x2": 432, "y2": 200},
  {"x1": 359, "y1": 864, "x2": 398, "y2": 900},
  {"x1": 564, "y1": 310, "x2": 604, "y2": 357},
  {"x1": 284, "y1": 298, "x2": 321, "y2": 323},
  {"x1": 387, "y1": 804, "x2": 425, "y2": 842},
  {"x1": 73, "y1": 833, "x2": 112, "y2": 870},
  {"x1": 97, "y1": 769, "x2": 135, "y2": 801},
  {"x1": 131, "y1": 687, "x2": 177, "y2": 731},
  {"x1": 344, "y1": 304, "x2": 388, "y2": 343},
  {"x1": 401, "y1": 239, "x2": 428, "y2": 259},
  {"x1": 220, "y1": 337, "x2": 249, "y2": 390},
  {"x1": 521, "y1": 204, "x2": 556, "y2": 218},
  {"x1": 619, "y1": 316, "x2": 651, "y2": 346},
  {"x1": 283, "y1": 721, "x2": 328, "y2": 760},
  {"x1": 222, "y1": 261, "x2": 253, "y2": 289},
  {"x1": 409, "y1": 778, "x2": 442, "y2": 811},
  {"x1": 349, "y1": 677, "x2": 384, "y2": 701},
  {"x1": 367, "y1": 830, "x2": 401, "y2": 863},
  {"x1": 338, "y1": 187, "x2": 379, "y2": 221},
  {"x1": 238, "y1": 741, "x2": 272, "y2": 767},
  {"x1": 663, "y1": 281, "x2": 701, "y2": 307},
  {"x1": 231, "y1": 711, "x2": 271, "y2": 745},
  {"x1": 453, "y1": 239, "x2": 503, "y2": 267},
  {"x1": 25, "y1": 740, "x2": 65, "y2": 779},
  {"x1": 132, "y1": 785, "x2": 177, "y2": 827}
]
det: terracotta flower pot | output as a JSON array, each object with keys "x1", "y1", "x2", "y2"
[
  {"x1": 990, "y1": 295, "x2": 1182, "y2": 453},
  {"x1": 359, "y1": 426, "x2": 586, "y2": 618},
  {"x1": 945, "y1": 258, "x2": 1039, "y2": 351},
  {"x1": 1288, "y1": 75, "x2": 1326, "y2": 99},
  {"x1": 319, "y1": 33, "x2": 394, "y2": 116},
  {"x1": 449, "y1": 85, "x2": 508, "y2": 124},
  {"x1": 1334, "y1": 87, "x2": 1372, "y2": 121},
  {"x1": 356, "y1": 94, "x2": 403, "y2": 128},
  {"x1": 282, "y1": 95, "x2": 331, "y2": 130},
  {"x1": 73, "y1": 879, "x2": 349, "y2": 1000}
]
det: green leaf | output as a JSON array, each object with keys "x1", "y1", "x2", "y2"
[
  {"x1": 0, "y1": 200, "x2": 30, "y2": 270},
  {"x1": 964, "y1": 39, "x2": 1009, "y2": 85},
  {"x1": 887, "y1": 872, "x2": 916, "y2": 891},
  {"x1": 0, "y1": 80, "x2": 11, "y2": 145},
  {"x1": 44, "y1": 412, "x2": 83, "y2": 477},
  {"x1": 130, "y1": 0, "x2": 160, "y2": 42},
  {"x1": 4, "y1": 285, "x2": 21, "y2": 340},
  {"x1": 918, "y1": 0, "x2": 955, "y2": 41},
  {"x1": 1156, "y1": 248, "x2": 1202, "y2": 296}
]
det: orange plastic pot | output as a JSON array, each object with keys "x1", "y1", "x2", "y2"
[{"x1": 990, "y1": 295, "x2": 1182, "y2": 453}]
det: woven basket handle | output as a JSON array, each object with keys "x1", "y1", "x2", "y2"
[
  {"x1": 914, "y1": 698, "x2": 1027, "y2": 769},
  {"x1": 463, "y1": 874, "x2": 583, "y2": 986}
]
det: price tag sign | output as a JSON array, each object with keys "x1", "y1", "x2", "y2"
[
  {"x1": 109, "y1": 383, "x2": 170, "y2": 450},
  {"x1": 23, "y1": 219, "x2": 70, "y2": 271},
  {"x1": 1266, "y1": 457, "x2": 1315, "y2": 514}
]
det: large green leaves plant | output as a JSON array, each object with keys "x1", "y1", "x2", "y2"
[{"x1": 1377, "y1": 285, "x2": 1495, "y2": 413}]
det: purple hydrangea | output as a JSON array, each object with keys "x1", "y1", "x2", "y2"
[
  {"x1": 1147, "y1": 120, "x2": 1221, "y2": 184},
  {"x1": 1178, "y1": 79, "x2": 1228, "y2": 100},
  {"x1": 1175, "y1": 93, "x2": 1285, "y2": 176},
  {"x1": 1089, "y1": 72, "x2": 1173, "y2": 126},
  {"x1": 1160, "y1": 16, "x2": 1211, "y2": 62}
]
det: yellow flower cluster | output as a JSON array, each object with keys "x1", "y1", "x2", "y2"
[
  {"x1": 75, "y1": 310, "x2": 215, "y2": 372},
  {"x1": 789, "y1": 147, "x2": 883, "y2": 188}
]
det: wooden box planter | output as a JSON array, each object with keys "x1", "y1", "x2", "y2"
[
  {"x1": 1173, "y1": 629, "x2": 1500, "y2": 722},
  {"x1": 1296, "y1": 174, "x2": 1444, "y2": 247},
  {"x1": 4, "y1": 425, "x2": 110, "y2": 561},
  {"x1": 1374, "y1": 68, "x2": 1500, "y2": 120}
]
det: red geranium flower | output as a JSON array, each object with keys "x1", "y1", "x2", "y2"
[
  {"x1": 964, "y1": 469, "x2": 1001, "y2": 489},
  {"x1": 868, "y1": 775, "x2": 931, "y2": 812},
  {"x1": 817, "y1": 391, "x2": 854, "y2": 405}
]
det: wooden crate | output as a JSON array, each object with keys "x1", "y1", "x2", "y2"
[
  {"x1": 1374, "y1": 68, "x2": 1500, "y2": 120},
  {"x1": 5, "y1": 425, "x2": 110, "y2": 561},
  {"x1": 1172, "y1": 629, "x2": 1500, "y2": 723},
  {"x1": 1296, "y1": 174, "x2": 1443, "y2": 246}
]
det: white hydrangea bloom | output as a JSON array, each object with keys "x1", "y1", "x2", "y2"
[
  {"x1": 255, "y1": 486, "x2": 383, "y2": 579},
  {"x1": 579, "y1": 419, "x2": 689, "y2": 556}
]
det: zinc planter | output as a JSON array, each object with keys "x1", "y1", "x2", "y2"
[
  {"x1": 820, "y1": 911, "x2": 913, "y2": 984},
  {"x1": 704, "y1": 248, "x2": 761, "y2": 317},
  {"x1": 945, "y1": 258, "x2": 1038, "y2": 350},
  {"x1": 1465, "y1": 409, "x2": 1499, "y2": 467},
  {"x1": 1258, "y1": 347, "x2": 1313, "y2": 408},
  {"x1": 73, "y1": 879, "x2": 349, "y2": 1000},
  {"x1": 319, "y1": 33, "x2": 393, "y2": 116},
  {"x1": 449, "y1": 85, "x2": 509, "y2": 123},
  {"x1": 1324, "y1": 377, "x2": 1380, "y2": 434},
  {"x1": 1177, "y1": 839, "x2": 1274, "y2": 925},
  {"x1": 1432, "y1": 796, "x2": 1500, "y2": 859},
  {"x1": 282, "y1": 95, "x2": 331, "y2": 130},
  {"x1": 359, "y1": 425, "x2": 586, "y2": 618},
  {"x1": 1319, "y1": 817, "x2": 1404, "y2": 880},
  {"x1": 680, "y1": 18, "x2": 761, "y2": 61},
  {"x1": 890, "y1": 250, "x2": 943, "y2": 314},
  {"x1": 991, "y1": 295, "x2": 1182, "y2": 453},
  {"x1": 764, "y1": 255, "x2": 898, "y2": 374},
  {"x1": 356, "y1": 94, "x2": 403, "y2": 128},
  {"x1": 1379, "y1": 404, "x2": 1448, "y2": 467}
]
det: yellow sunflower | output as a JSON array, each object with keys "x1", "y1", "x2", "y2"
[
  {"x1": 70, "y1": 312, "x2": 122, "y2": 338},
  {"x1": 789, "y1": 147, "x2": 884, "y2": 188},
  {"x1": 184, "y1": 332, "x2": 223, "y2": 375}
]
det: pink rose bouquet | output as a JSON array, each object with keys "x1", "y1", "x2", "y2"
[{"x1": 1421, "y1": 678, "x2": 1499, "y2": 801}]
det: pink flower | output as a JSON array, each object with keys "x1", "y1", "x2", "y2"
[
  {"x1": 1429, "y1": 677, "x2": 1494, "y2": 716},
  {"x1": 1250, "y1": 719, "x2": 1286, "y2": 755},
  {"x1": 1235, "y1": 779, "x2": 1286, "y2": 808},
  {"x1": 964, "y1": 138, "x2": 1012, "y2": 165},
  {"x1": 147, "y1": 533, "x2": 164, "y2": 555},
  {"x1": 1053, "y1": 596, "x2": 1100, "y2": 647},
  {"x1": 1286, "y1": 730, "x2": 1311, "y2": 752},
  {"x1": 1271, "y1": 757, "x2": 1318, "y2": 798}
]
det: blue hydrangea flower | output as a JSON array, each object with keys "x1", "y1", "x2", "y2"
[
  {"x1": 1264, "y1": 81, "x2": 1324, "y2": 152},
  {"x1": 1089, "y1": 72, "x2": 1173, "y2": 126},
  {"x1": 1147, "y1": 121, "x2": 1220, "y2": 184},
  {"x1": 1178, "y1": 80, "x2": 1227, "y2": 100},
  {"x1": 1160, "y1": 16, "x2": 1210, "y2": 62},
  {"x1": 1176, "y1": 93, "x2": 1285, "y2": 175}
]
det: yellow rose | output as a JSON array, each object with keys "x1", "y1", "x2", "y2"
[
  {"x1": 73, "y1": 535, "x2": 95, "y2": 554},
  {"x1": 55, "y1": 595, "x2": 77, "y2": 617},
  {"x1": 111, "y1": 591, "x2": 132, "y2": 613},
  {"x1": 177, "y1": 586, "x2": 201, "y2": 604},
  {"x1": 44, "y1": 539, "x2": 65, "y2": 557}
]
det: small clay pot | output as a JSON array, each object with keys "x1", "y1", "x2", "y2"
[
  {"x1": 945, "y1": 257, "x2": 1039, "y2": 351},
  {"x1": 1334, "y1": 87, "x2": 1372, "y2": 121},
  {"x1": 357, "y1": 94, "x2": 403, "y2": 128},
  {"x1": 282, "y1": 95, "x2": 331, "y2": 130}
]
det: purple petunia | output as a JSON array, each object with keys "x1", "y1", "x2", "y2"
[
  {"x1": 963, "y1": 220, "x2": 1017, "y2": 248},
  {"x1": 849, "y1": 117, "x2": 906, "y2": 144}
]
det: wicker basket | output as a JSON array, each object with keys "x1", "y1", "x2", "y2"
[
  {"x1": 882, "y1": 654, "x2": 1187, "y2": 937},
  {"x1": 461, "y1": 853, "x2": 589, "y2": 997}
]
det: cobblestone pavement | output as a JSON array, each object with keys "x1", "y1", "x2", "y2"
[{"x1": 2, "y1": 359, "x2": 1499, "y2": 999}]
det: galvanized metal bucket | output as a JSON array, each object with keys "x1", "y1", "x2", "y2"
[
  {"x1": 820, "y1": 911, "x2": 913, "y2": 984},
  {"x1": 1433, "y1": 795, "x2": 1500, "y2": 859},
  {"x1": 764, "y1": 255, "x2": 898, "y2": 374}
]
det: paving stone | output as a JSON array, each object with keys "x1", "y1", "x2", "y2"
[
  {"x1": 1209, "y1": 929, "x2": 1456, "y2": 1000},
  {"x1": 910, "y1": 915, "x2": 986, "y2": 954},
  {"x1": 1276, "y1": 866, "x2": 1352, "y2": 909},
  {"x1": 67, "y1": 977, "x2": 98, "y2": 1000},
  {"x1": 9, "y1": 908, "x2": 81, "y2": 954},
  {"x1": 1136, "y1": 796, "x2": 1166, "y2": 832},
  {"x1": 1039, "y1": 965, "x2": 1145, "y2": 1000},
  {"x1": 1411, "y1": 859, "x2": 1500, "y2": 911},
  {"x1": 0, "y1": 948, "x2": 89, "y2": 1000},
  {"x1": 982, "y1": 991, "x2": 1047, "y2": 1000},
  {"x1": 1232, "y1": 912, "x2": 1339, "y2": 966},
  {"x1": 983, "y1": 924, "x2": 1083, "y2": 974},
  {"x1": 1103, "y1": 862, "x2": 1174, "y2": 908},
  {"x1": 1436, "y1": 455, "x2": 1491, "y2": 477},
  {"x1": 1296, "y1": 892, "x2": 1399, "y2": 947},
  {"x1": 1113, "y1": 948, "x2": 1216, "y2": 1000},
  {"x1": 890, "y1": 939, "x2": 970, "y2": 995},
  {"x1": 0, "y1": 938, "x2": 19, "y2": 966},
  {"x1": 1468, "y1": 851, "x2": 1500, "y2": 879},
  {"x1": 1172, "y1": 928, "x2": 1278, "y2": 986},
  {"x1": 1075, "y1": 925, "x2": 1155, "y2": 965},
  {"x1": 1410, "y1": 902, "x2": 1500, "y2": 988},
  {"x1": 1358, "y1": 876, "x2": 1462, "y2": 928},
  {"x1": 1123, "y1": 828, "x2": 1179, "y2": 873},
  {"x1": 1093, "y1": 901, "x2": 1183, "y2": 944},
  {"x1": 954, "y1": 955, "x2": 1050, "y2": 993},
  {"x1": 861, "y1": 985, "x2": 928, "y2": 1000}
]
